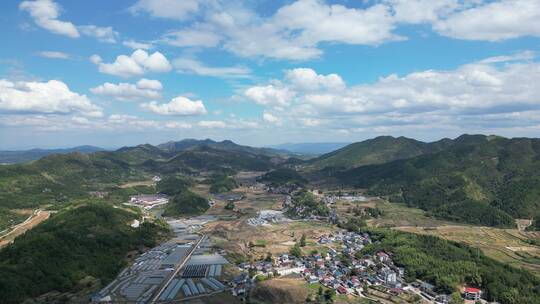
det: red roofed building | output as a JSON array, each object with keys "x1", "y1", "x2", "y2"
[
  {"x1": 376, "y1": 251, "x2": 390, "y2": 263},
  {"x1": 337, "y1": 286, "x2": 348, "y2": 294},
  {"x1": 464, "y1": 287, "x2": 482, "y2": 300}
]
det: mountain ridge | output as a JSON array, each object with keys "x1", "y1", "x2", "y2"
[
  {"x1": 332, "y1": 134, "x2": 540, "y2": 226},
  {"x1": 0, "y1": 145, "x2": 105, "y2": 164}
]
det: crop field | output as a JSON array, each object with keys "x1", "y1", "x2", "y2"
[
  {"x1": 118, "y1": 180, "x2": 156, "y2": 188},
  {"x1": 395, "y1": 225, "x2": 540, "y2": 275},
  {"x1": 369, "y1": 200, "x2": 454, "y2": 227},
  {"x1": 332, "y1": 196, "x2": 453, "y2": 228}
]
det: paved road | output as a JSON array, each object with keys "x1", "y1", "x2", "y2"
[{"x1": 150, "y1": 234, "x2": 206, "y2": 303}]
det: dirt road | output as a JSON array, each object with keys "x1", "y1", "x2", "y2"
[{"x1": 0, "y1": 209, "x2": 51, "y2": 247}]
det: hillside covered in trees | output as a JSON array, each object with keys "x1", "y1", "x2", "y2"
[
  {"x1": 307, "y1": 136, "x2": 452, "y2": 170},
  {"x1": 363, "y1": 229, "x2": 540, "y2": 304},
  {"x1": 258, "y1": 168, "x2": 308, "y2": 187},
  {"x1": 162, "y1": 190, "x2": 210, "y2": 217},
  {"x1": 0, "y1": 203, "x2": 169, "y2": 304},
  {"x1": 334, "y1": 135, "x2": 540, "y2": 227},
  {"x1": 209, "y1": 175, "x2": 238, "y2": 193}
]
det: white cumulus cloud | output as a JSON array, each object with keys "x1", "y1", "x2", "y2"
[
  {"x1": 433, "y1": 0, "x2": 540, "y2": 41},
  {"x1": 0, "y1": 79, "x2": 102, "y2": 117},
  {"x1": 90, "y1": 79, "x2": 162, "y2": 102},
  {"x1": 285, "y1": 68, "x2": 345, "y2": 91},
  {"x1": 19, "y1": 0, "x2": 79, "y2": 38},
  {"x1": 244, "y1": 85, "x2": 295, "y2": 108},
  {"x1": 154, "y1": 0, "x2": 540, "y2": 60},
  {"x1": 91, "y1": 49, "x2": 172, "y2": 78},
  {"x1": 20, "y1": 0, "x2": 119, "y2": 43},
  {"x1": 241, "y1": 53, "x2": 540, "y2": 134},
  {"x1": 142, "y1": 96, "x2": 207, "y2": 116}
]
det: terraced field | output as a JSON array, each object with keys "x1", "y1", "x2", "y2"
[{"x1": 395, "y1": 225, "x2": 540, "y2": 275}]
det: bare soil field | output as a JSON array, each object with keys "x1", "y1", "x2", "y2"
[
  {"x1": 251, "y1": 277, "x2": 309, "y2": 304},
  {"x1": 205, "y1": 218, "x2": 338, "y2": 262},
  {"x1": 0, "y1": 209, "x2": 51, "y2": 247},
  {"x1": 204, "y1": 186, "x2": 285, "y2": 218}
]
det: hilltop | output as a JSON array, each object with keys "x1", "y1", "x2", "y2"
[
  {"x1": 306, "y1": 136, "x2": 452, "y2": 170},
  {"x1": 158, "y1": 138, "x2": 291, "y2": 157}
]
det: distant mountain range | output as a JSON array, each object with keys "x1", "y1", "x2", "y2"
[
  {"x1": 268, "y1": 142, "x2": 350, "y2": 155},
  {"x1": 0, "y1": 139, "x2": 291, "y2": 209},
  {"x1": 3, "y1": 135, "x2": 540, "y2": 229},
  {"x1": 0, "y1": 146, "x2": 105, "y2": 164},
  {"x1": 0, "y1": 139, "x2": 294, "y2": 165}
]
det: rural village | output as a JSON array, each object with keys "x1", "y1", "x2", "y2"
[{"x1": 87, "y1": 172, "x2": 489, "y2": 304}]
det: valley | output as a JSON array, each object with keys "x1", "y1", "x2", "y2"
[
  {"x1": 4, "y1": 1, "x2": 539, "y2": 302},
  {"x1": 0, "y1": 136, "x2": 539, "y2": 304}
]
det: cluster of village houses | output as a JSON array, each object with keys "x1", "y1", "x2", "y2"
[{"x1": 231, "y1": 230, "x2": 483, "y2": 303}]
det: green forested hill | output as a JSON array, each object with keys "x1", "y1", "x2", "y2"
[
  {"x1": 209, "y1": 175, "x2": 238, "y2": 193},
  {"x1": 162, "y1": 190, "x2": 209, "y2": 217},
  {"x1": 0, "y1": 152, "x2": 140, "y2": 209},
  {"x1": 152, "y1": 146, "x2": 274, "y2": 174},
  {"x1": 258, "y1": 168, "x2": 307, "y2": 186},
  {"x1": 307, "y1": 136, "x2": 452, "y2": 170},
  {"x1": 158, "y1": 138, "x2": 290, "y2": 157},
  {"x1": 335, "y1": 135, "x2": 540, "y2": 226},
  {"x1": 113, "y1": 144, "x2": 172, "y2": 164},
  {"x1": 0, "y1": 203, "x2": 169, "y2": 304}
]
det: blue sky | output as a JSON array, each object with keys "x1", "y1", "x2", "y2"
[{"x1": 0, "y1": 0, "x2": 539, "y2": 149}]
